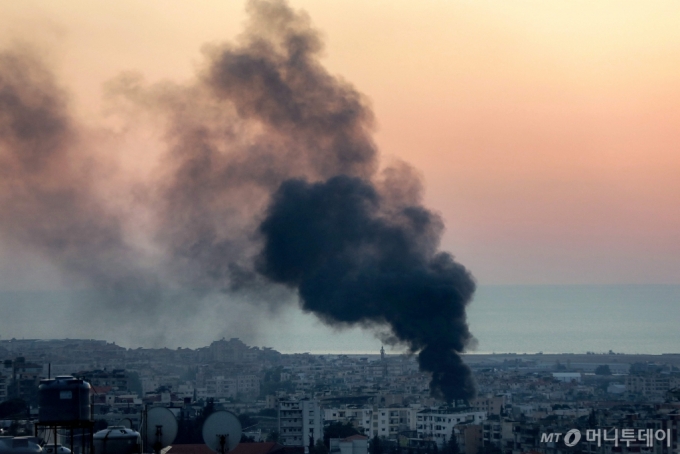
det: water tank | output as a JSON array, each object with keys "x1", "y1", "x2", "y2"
[
  {"x1": 0, "y1": 437, "x2": 43, "y2": 454},
  {"x1": 93, "y1": 427, "x2": 141, "y2": 454},
  {"x1": 38, "y1": 376, "x2": 92, "y2": 423},
  {"x1": 42, "y1": 445, "x2": 70, "y2": 454}
]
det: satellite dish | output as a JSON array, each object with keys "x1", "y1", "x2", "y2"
[
  {"x1": 202, "y1": 411, "x2": 241, "y2": 454},
  {"x1": 118, "y1": 418, "x2": 133, "y2": 429},
  {"x1": 144, "y1": 407, "x2": 178, "y2": 453}
]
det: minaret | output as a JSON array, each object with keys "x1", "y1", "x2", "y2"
[{"x1": 380, "y1": 346, "x2": 387, "y2": 379}]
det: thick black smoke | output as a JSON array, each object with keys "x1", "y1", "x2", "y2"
[
  {"x1": 257, "y1": 176, "x2": 476, "y2": 401},
  {"x1": 148, "y1": 0, "x2": 377, "y2": 289},
  {"x1": 0, "y1": 0, "x2": 477, "y2": 399}
]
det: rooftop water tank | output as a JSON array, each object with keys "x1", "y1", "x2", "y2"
[
  {"x1": 42, "y1": 445, "x2": 70, "y2": 454},
  {"x1": 38, "y1": 376, "x2": 92, "y2": 424},
  {"x1": 0, "y1": 437, "x2": 43, "y2": 454},
  {"x1": 93, "y1": 427, "x2": 141, "y2": 454}
]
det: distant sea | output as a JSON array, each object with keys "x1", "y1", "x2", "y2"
[
  {"x1": 0, "y1": 285, "x2": 678, "y2": 354},
  {"x1": 467, "y1": 285, "x2": 680, "y2": 355}
]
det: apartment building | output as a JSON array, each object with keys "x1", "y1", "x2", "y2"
[
  {"x1": 417, "y1": 408, "x2": 487, "y2": 447},
  {"x1": 278, "y1": 398, "x2": 323, "y2": 447},
  {"x1": 469, "y1": 395, "x2": 507, "y2": 416},
  {"x1": 0, "y1": 373, "x2": 8, "y2": 402}
]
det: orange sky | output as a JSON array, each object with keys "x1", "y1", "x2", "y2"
[{"x1": 1, "y1": 0, "x2": 679, "y2": 285}]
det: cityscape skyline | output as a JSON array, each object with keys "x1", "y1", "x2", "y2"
[{"x1": 3, "y1": 337, "x2": 679, "y2": 453}]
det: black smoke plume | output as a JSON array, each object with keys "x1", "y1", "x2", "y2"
[
  {"x1": 257, "y1": 176, "x2": 476, "y2": 401},
  {"x1": 0, "y1": 0, "x2": 477, "y2": 400}
]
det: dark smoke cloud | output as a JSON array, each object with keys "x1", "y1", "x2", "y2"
[
  {"x1": 257, "y1": 176, "x2": 476, "y2": 401},
  {"x1": 141, "y1": 0, "x2": 378, "y2": 290},
  {"x1": 0, "y1": 0, "x2": 477, "y2": 400}
]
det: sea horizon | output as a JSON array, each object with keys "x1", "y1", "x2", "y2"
[{"x1": 1, "y1": 284, "x2": 678, "y2": 355}]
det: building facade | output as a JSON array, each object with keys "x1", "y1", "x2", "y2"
[{"x1": 278, "y1": 399, "x2": 323, "y2": 448}]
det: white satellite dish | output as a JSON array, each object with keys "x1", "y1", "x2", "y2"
[
  {"x1": 202, "y1": 411, "x2": 242, "y2": 454},
  {"x1": 144, "y1": 407, "x2": 178, "y2": 453}
]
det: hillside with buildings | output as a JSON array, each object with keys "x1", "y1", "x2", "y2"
[{"x1": 1, "y1": 339, "x2": 680, "y2": 454}]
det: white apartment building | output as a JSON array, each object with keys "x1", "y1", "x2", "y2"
[
  {"x1": 237, "y1": 375, "x2": 260, "y2": 395},
  {"x1": 469, "y1": 395, "x2": 507, "y2": 416},
  {"x1": 416, "y1": 408, "x2": 487, "y2": 447},
  {"x1": 325, "y1": 407, "x2": 373, "y2": 428},
  {"x1": 205, "y1": 376, "x2": 237, "y2": 398},
  {"x1": 324, "y1": 406, "x2": 419, "y2": 439},
  {"x1": 204, "y1": 374, "x2": 260, "y2": 399},
  {"x1": 0, "y1": 373, "x2": 8, "y2": 401},
  {"x1": 367, "y1": 407, "x2": 419, "y2": 439},
  {"x1": 278, "y1": 398, "x2": 323, "y2": 448},
  {"x1": 625, "y1": 374, "x2": 680, "y2": 398}
]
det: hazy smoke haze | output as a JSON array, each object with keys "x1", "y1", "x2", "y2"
[{"x1": 0, "y1": 0, "x2": 476, "y2": 400}]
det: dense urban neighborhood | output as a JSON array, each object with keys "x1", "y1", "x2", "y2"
[{"x1": 1, "y1": 339, "x2": 680, "y2": 454}]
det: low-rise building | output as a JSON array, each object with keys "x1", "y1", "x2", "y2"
[{"x1": 329, "y1": 434, "x2": 368, "y2": 454}]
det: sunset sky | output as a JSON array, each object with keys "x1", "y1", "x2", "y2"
[
  {"x1": 0, "y1": 1, "x2": 678, "y2": 351},
  {"x1": 2, "y1": 0, "x2": 679, "y2": 287}
]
